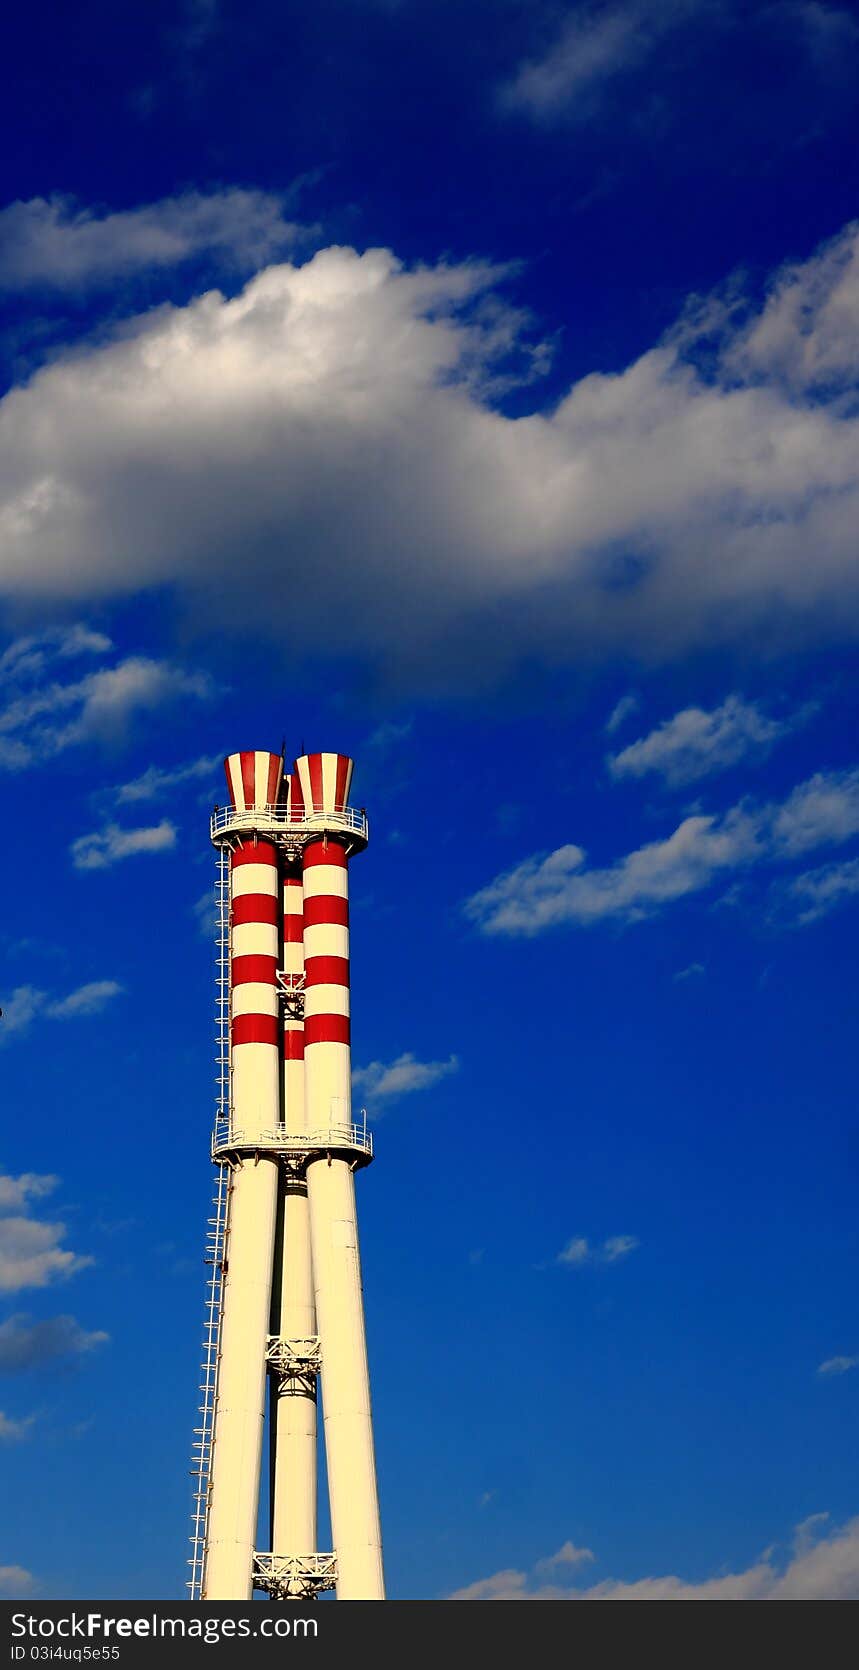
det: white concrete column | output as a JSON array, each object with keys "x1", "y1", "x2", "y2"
[
  {"x1": 306, "y1": 1154, "x2": 384, "y2": 1599},
  {"x1": 301, "y1": 818, "x2": 384, "y2": 1601},
  {"x1": 203, "y1": 1156, "x2": 279, "y2": 1599},
  {"x1": 271, "y1": 1178, "x2": 318, "y2": 1571},
  {"x1": 270, "y1": 859, "x2": 318, "y2": 1573}
]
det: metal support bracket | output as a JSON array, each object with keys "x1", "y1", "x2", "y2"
[
  {"x1": 277, "y1": 969, "x2": 305, "y2": 1020},
  {"x1": 253, "y1": 1551, "x2": 337, "y2": 1600},
  {"x1": 266, "y1": 1335, "x2": 321, "y2": 1397}
]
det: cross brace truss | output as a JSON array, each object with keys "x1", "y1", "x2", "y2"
[{"x1": 253, "y1": 1551, "x2": 337, "y2": 1600}]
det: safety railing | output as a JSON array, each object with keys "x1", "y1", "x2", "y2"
[
  {"x1": 210, "y1": 804, "x2": 368, "y2": 843},
  {"x1": 212, "y1": 1112, "x2": 373, "y2": 1161}
]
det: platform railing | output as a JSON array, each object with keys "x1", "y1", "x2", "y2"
[
  {"x1": 212, "y1": 1111, "x2": 373, "y2": 1161},
  {"x1": 210, "y1": 804, "x2": 368, "y2": 843}
]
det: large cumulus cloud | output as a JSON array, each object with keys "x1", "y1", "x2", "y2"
[{"x1": 3, "y1": 225, "x2": 859, "y2": 685}]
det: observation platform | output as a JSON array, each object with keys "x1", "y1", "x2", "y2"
[
  {"x1": 211, "y1": 1115, "x2": 374, "y2": 1169},
  {"x1": 210, "y1": 803, "x2": 368, "y2": 852}
]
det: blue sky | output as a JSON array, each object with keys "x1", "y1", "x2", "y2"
[{"x1": 1, "y1": 0, "x2": 858, "y2": 1602}]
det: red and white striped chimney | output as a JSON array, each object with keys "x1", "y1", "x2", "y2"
[
  {"x1": 202, "y1": 743, "x2": 382, "y2": 1602},
  {"x1": 297, "y1": 752, "x2": 352, "y2": 1130},
  {"x1": 223, "y1": 748, "x2": 284, "y2": 1141},
  {"x1": 203, "y1": 751, "x2": 283, "y2": 1600},
  {"x1": 295, "y1": 752, "x2": 384, "y2": 1598},
  {"x1": 280, "y1": 770, "x2": 306, "y2": 1133}
]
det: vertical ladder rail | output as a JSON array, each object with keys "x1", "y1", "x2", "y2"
[{"x1": 188, "y1": 847, "x2": 231, "y2": 1598}]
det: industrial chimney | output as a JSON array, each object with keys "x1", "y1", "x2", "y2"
[{"x1": 188, "y1": 749, "x2": 384, "y2": 1602}]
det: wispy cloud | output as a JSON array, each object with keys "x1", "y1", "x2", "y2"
[
  {"x1": 177, "y1": 0, "x2": 220, "y2": 54},
  {"x1": 0, "y1": 1410, "x2": 35, "y2": 1441},
  {"x1": 0, "y1": 1565, "x2": 36, "y2": 1597},
  {"x1": 535, "y1": 1542, "x2": 596, "y2": 1573},
  {"x1": 776, "y1": 857, "x2": 859, "y2": 923},
  {"x1": 352, "y1": 1051, "x2": 459, "y2": 1106},
  {"x1": 773, "y1": 774, "x2": 859, "y2": 857},
  {"x1": 0, "y1": 643, "x2": 211, "y2": 773},
  {"x1": 608, "y1": 696, "x2": 799, "y2": 786},
  {"x1": 674, "y1": 962, "x2": 706, "y2": 981},
  {"x1": 0, "y1": 1313, "x2": 108, "y2": 1371},
  {"x1": 723, "y1": 189, "x2": 859, "y2": 394},
  {"x1": 192, "y1": 889, "x2": 218, "y2": 938},
  {"x1": 366, "y1": 719, "x2": 413, "y2": 754},
  {"x1": 818, "y1": 1354, "x2": 858, "y2": 1377},
  {"x1": 0, "y1": 1173, "x2": 59, "y2": 1210},
  {"x1": 500, "y1": 1, "x2": 664, "y2": 122},
  {"x1": 0, "y1": 189, "x2": 304, "y2": 292},
  {"x1": 499, "y1": 1, "x2": 859, "y2": 125},
  {"x1": 45, "y1": 980, "x2": 124, "y2": 1018},
  {"x1": 557, "y1": 1235, "x2": 639, "y2": 1267},
  {"x1": 350, "y1": 1042, "x2": 457, "y2": 1108},
  {"x1": 465, "y1": 767, "x2": 859, "y2": 936},
  {"x1": 70, "y1": 822, "x2": 176, "y2": 870},
  {"x1": 110, "y1": 753, "x2": 222, "y2": 805},
  {"x1": 0, "y1": 624, "x2": 111, "y2": 684},
  {"x1": 605, "y1": 693, "x2": 640, "y2": 736},
  {"x1": 1, "y1": 980, "x2": 123, "y2": 1037},
  {"x1": 451, "y1": 1511, "x2": 859, "y2": 1599}
]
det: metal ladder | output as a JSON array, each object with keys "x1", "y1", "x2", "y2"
[
  {"x1": 188, "y1": 1160, "x2": 229, "y2": 1597},
  {"x1": 187, "y1": 848, "x2": 232, "y2": 1598}
]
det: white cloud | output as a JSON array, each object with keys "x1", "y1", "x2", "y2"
[
  {"x1": 0, "y1": 188, "x2": 303, "y2": 291},
  {"x1": 352, "y1": 1051, "x2": 459, "y2": 1105},
  {"x1": 0, "y1": 1312, "x2": 108, "y2": 1370},
  {"x1": 535, "y1": 1542, "x2": 596, "y2": 1572},
  {"x1": 465, "y1": 766, "x2": 859, "y2": 936},
  {"x1": 451, "y1": 1512, "x2": 859, "y2": 1599},
  {"x1": 674, "y1": 961, "x2": 706, "y2": 981},
  {"x1": 778, "y1": 857, "x2": 859, "y2": 923},
  {"x1": 0, "y1": 987, "x2": 48, "y2": 1035},
  {"x1": 111, "y1": 753, "x2": 222, "y2": 804},
  {"x1": 499, "y1": 1, "x2": 859, "y2": 124},
  {"x1": 0, "y1": 1216, "x2": 92, "y2": 1293},
  {"x1": 192, "y1": 889, "x2": 218, "y2": 938},
  {"x1": 365, "y1": 719, "x2": 413, "y2": 754},
  {"x1": 0, "y1": 1169, "x2": 94, "y2": 1296},
  {"x1": 1, "y1": 980, "x2": 123, "y2": 1037},
  {"x1": 608, "y1": 696, "x2": 795, "y2": 786},
  {"x1": 45, "y1": 980, "x2": 124, "y2": 1018},
  {"x1": 0, "y1": 623, "x2": 111, "y2": 684},
  {"x1": 818, "y1": 1354, "x2": 858, "y2": 1376},
  {"x1": 604, "y1": 693, "x2": 640, "y2": 735},
  {"x1": 557, "y1": 1234, "x2": 639, "y2": 1267},
  {"x1": 0, "y1": 1173, "x2": 59, "y2": 1210},
  {"x1": 465, "y1": 817, "x2": 760, "y2": 935},
  {"x1": 2, "y1": 224, "x2": 859, "y2": 684},
  {"x1": 724, "y1": 207, "x2": 859, "y2": 395},
  {"x1": 499, "y1": 2, "x2": 668, "y2": 120},
  {"x1": 0, "y1": 1566, "x2": 36, "y2": 1597},
  {"x1": 70, "y1": 821, "x2": 177, "y2": 870},
  {"x1": 773, "y1": 771, "x2": 859, "y2": 856},
  {"x1": 0, "y1": 649, "x2": 211, "y2": 772},
  {"x1": 602, "y1": 1235, "x2": 639, "y2": 1261},
  {"x1": 0, "y1": 1410, "x2": 35, "y2": 1441}
]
